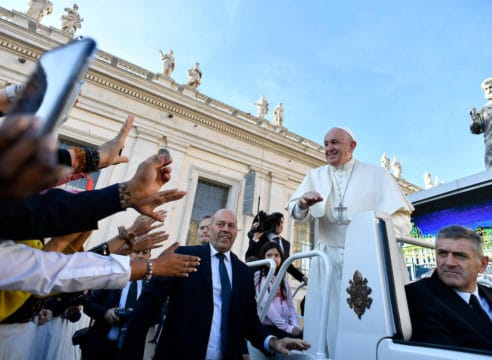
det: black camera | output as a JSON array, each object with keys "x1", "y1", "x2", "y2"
[{"x1": 247, "y1": 211, "x2": 275, "y2": 240}]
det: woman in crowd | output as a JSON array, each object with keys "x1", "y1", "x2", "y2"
[{"x1": 254, "y1": 242, "x2": 302, "y2": 339}]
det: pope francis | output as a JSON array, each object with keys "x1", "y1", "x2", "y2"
[{"x1": 287, "y1": 127, "x2": 413, "y2": 356}]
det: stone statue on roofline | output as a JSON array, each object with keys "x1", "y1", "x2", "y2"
[
  {"x1": 159, "y1": 49, "x2": 175, "y2": 78},
  {"x1": 61, "y1": 4, "x2": 83, "y2": 37},
  {"x1": 186, "y1": 62, "x2": 202, "y2": 89},
  {"x1": 423, "y1": 171, "x2": 433, "y2": 189},
  {"x1": 256, "y1": 95, "x2": 268, "y2": 118},
  {"x1": 273, "y1": 102, "x2": 284, "y2": 127},
  {"x1": 391, "y1": 156, "x2": 402, "y2": 178},
  {"x1": 470, "y1": 77, "x2": 492, "y2": 169},
  {"x1": 26, "y1": 0, "x2": 53, "y2": 22},
  {"x1": 381, "y1": 152, "x2": 390, "y2": 170}
]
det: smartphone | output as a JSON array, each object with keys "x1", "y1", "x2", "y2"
[
  {"x1": 158, "y1": 147, "x2": 172, "y2": 165},
  {"x1": 7, "y1": 37, "x2": 97, "y2": 135}
]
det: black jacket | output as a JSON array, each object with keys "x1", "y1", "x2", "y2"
[{"x1": 405, "y1": 271, "x2": 492, "y2": 351}]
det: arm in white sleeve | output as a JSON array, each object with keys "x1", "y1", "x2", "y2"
[
  {"x1": 292, "y1": 203, "x2": 309, "y2": 221},
  {"x1": 0, "y1": 241, "x2": 130, "y2": 295}
]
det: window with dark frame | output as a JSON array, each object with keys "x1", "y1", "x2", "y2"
[
  {"x1": 186, "y1": 178, "x2": 229, "y2": 245},
  {"x1": 292, "y1": 217, "x2": 314, "y2": 276}
]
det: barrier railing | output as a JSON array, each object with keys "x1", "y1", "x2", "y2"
[
  {"x1": 246, "y1": 258, "x2": 276, "y2": 313},
  {"x1": 258, "y1": 250, "x2": 331, "y2": 359}
]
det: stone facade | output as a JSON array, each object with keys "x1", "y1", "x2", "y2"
[
  {"x1": 0, "y1": 7, "x2": 327, "y2": 257},
  {"x1": 0, "y1": 6, "x2": 419, "y2": 260}
]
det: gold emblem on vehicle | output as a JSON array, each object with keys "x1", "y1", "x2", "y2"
[{"x1": 346, "y1": 270, "x2": 372, "y2": 319}]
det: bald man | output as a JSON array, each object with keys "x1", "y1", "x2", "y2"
[{"x1": 287, "y1": 127, "x2": 413, "y2": 356}]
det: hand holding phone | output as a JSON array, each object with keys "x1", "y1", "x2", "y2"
[{"x1": 7, "y1": 38, "x2": 97, "y2": 135}]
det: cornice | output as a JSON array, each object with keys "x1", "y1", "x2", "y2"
[
  {"x1": 84, "y1": 70, "x2": 325, "y2": 168},
  {"x1": 0, "y1": 35, "x2": 41, "y2": 61}
]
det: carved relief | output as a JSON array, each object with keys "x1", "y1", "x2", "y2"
[{"x1": 346, "y1": 270, "x2": 372, "y2": 319}]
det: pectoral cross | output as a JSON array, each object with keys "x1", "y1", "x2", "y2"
[{"x1": 335, "y1": 202, "x2": 348, "y2": 225}]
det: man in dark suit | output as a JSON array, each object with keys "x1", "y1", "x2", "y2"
[
  {"x1": 119, "y1": 209, "x2": 310, "y2": 359},
  {"x1": 246, "y1": 212, "x2": 307, "y2": 283},
  {"x1": 405, "y1": 225, "x2": 492, "y2": 350},
  {"x1": 82, "y1": 249, "x2": 153, "y2": 359}
]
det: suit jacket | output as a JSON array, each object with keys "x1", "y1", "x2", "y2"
[
  {"x1": 246, "y1": 233, "x2": 305, "y2": 283},
  {"x1": 82, "y1": 288, "x2": 122, "y2": 358},
  {"x1": 120, "y1": 243, "x2": 270, "y2": 360},
  {"x1": 405, "y1": 271, "x2": 492, "y2": 351},
  {"x1": 0, "y1": 184, "x2": 122, "y2": 240}
]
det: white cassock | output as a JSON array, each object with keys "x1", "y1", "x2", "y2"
[{"x1": 287, "y1": 158, "x2": 413, "y2": 357}]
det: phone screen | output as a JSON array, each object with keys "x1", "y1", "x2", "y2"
[{"x1": 7, "y1": 38, "x2": 97, "y2": 135}]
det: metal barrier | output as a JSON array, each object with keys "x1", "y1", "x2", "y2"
[
  {"x1": 246, "y1": 258, "x2": 276, "y2": 313},
  {"x1": 292, "y1": 282, "x2": 307, "y2": 299},
  {"x1": 396, "y1": 235, "x2": 435, "y2": 249},
  {"x1": 258, "y1": 250, "x2": 331, "y2": 359}
]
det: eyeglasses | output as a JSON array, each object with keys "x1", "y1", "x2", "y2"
[{"x1": 199, "y1": 225, "x2": 209, "y2": 230}]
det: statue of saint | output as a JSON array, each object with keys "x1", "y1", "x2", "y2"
[
  {"x1": 61, "y1": 4, "x2": 83, "y2": 37},
  {"x1": 470, "y1": 77, "x2": 492, "y2": 169},
  {"x1": 391, "y1": 156, "x2": 402, "y2": 178},
  {"x1": 255, "y1": 95, "x2": 268, "y2": 118},
  {"x1": 186, "y1": 62, "x2": 202, "y2": 89},
  {"x1": 159, "y1": 49, "x2": 175, "y2": 78},
  {"x1": 273, "y1": 102, "x2": 284, "y2": 126},
  {"x1": 26, "y1": 0, "x2": 53, "y2": 22},
  {"x1": 381, "y1": 152, "x2": 390, "y2": 170},
  {"x1": 423, "y1": 171, "x2": 433, "y2": 189}
]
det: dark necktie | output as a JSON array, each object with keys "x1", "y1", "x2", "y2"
[
  {"x1": 216, "y1": 253, "x2": 231, "y2": 356},
  {"x1": 125, "y1": 281, "x2": 138, "y2": 310},
  {"x1": 469, "y1": 294, "x2": 491, "y2": 323}
]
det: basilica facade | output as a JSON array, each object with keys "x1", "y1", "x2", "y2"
[{"x1": 0, "y1": 6, "x2": 419, "y2": 276}]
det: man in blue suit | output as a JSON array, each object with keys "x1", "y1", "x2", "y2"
[{"x1": 120, "y1": 209, "x2": 310, "y2": 359}]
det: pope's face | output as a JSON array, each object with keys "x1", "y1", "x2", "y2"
[
  {"x1": 436, "y1": 237, "x2": 488, "y2": 292},
  {"x1": 323, "y1": 128, "x2": 356, "y2": 167}
]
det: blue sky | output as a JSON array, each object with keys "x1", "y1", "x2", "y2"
[{"x1": 4, "y1": 1, "x2": 492, "y2": 187}]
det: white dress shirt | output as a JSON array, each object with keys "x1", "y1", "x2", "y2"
[
  {"x1": 0, "y1": 240, "x2": 130, "y2": 295},
  {"x1": 206, "y1": 247, "x2": 232, "y2": 360}
]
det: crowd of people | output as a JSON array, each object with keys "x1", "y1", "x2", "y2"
[
  {"x1": 0, "y1": 45, "x2": 491, "y2": 360},
  {"x1": 0, "y1": 69, "x2": 310, "y2": 359}
]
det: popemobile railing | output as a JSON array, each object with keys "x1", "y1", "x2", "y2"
[
  {"x1": 246, "y1": 258, "x2": 276, "y2": 313},
  {"x1": 250, "y1": 250, "x2": 331, "y2": 359},
  {"x1": 396, "y1": 235, "x2": 435, "y2": 249}
]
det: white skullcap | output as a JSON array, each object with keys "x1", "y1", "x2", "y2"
[{"x1": 333, "y1": 126, "x2": 357, "y2": 142}]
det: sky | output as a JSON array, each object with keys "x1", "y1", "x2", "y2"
[{"x1": 3, "y1": 0, "x2": 492, "y2": 187}]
